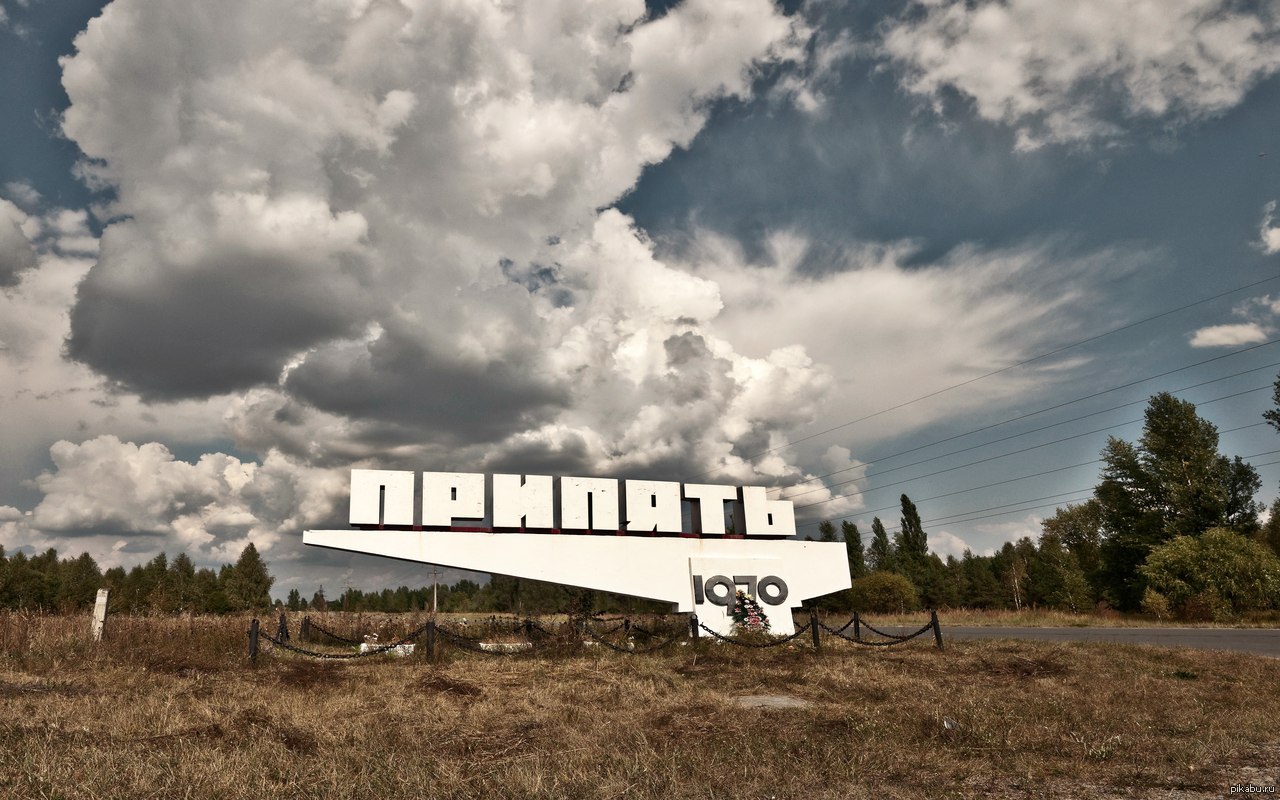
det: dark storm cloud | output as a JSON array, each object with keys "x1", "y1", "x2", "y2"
[
  {"x1": 67, "y1": 226, "x2": 374, "y2": 399},
  {"x1": 283, "y1": 325, "x2": 569, "y2": 446}
]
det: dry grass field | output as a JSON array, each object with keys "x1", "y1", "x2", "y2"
[{"x1": 2, "y1": 611, "x2": 1278, "y2": 799}]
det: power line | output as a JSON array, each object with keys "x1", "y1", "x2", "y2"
[
  {"x1": 914, "y1": 496, "x2": 1096, "y2": 535},
  {"x1": 775, "y1": 360, "x2": 1280, "y2": 496},
  {"x1": 794, "y1": 415, "x2": 1269, "y2": 519},
  {"x1": 810, "y1": 487, "x2": 1098, "y2": 543},
  {"x1": 791, "y1": 416, "x2": 1143, "y2": 503},
  {"x1": 887, "y1": 489, "x2": 1096, "y2": 534},
  {"x1": 799, "y1": 457, "x2": 1103, "y2": 517},
  {"x1": 701, "y1": 273, "x2": 1280, "y2": 477}
]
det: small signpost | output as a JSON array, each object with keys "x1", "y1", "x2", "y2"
[{"x1": 91, "y1": 588, "x2": 109, "y2": 642}]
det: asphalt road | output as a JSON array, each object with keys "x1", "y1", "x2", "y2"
[{"x1": 927, "y1": 626, "x2": 1280, "y2": 657}]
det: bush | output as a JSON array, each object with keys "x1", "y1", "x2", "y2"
[
  {"x1": 1140, "y1": 528, "x2": 1280, "y2": 620},
  {"x1": 850, "y1": 572, "x2": 920, "y2": 614},
  {"x1": 1139, "y1": 588, "x2": 1170, "y2": 621}
]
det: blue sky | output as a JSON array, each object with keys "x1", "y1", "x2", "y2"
[{"x1": 2, "y1": 0, "x2": 1279, "y2": 597}]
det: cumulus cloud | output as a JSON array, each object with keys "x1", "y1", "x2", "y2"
[
  {"x1": 1189, "y1": 295, "x2": 1280, "y2": 347},
  {"x1": 2, "y1": 0, "x2": 848, "y2": 581},
  {"x1": 49, "y1": 0, "x2": 845, "y2": 486},
  {"x1": 878, "y1": 0, "x2": 1280, "y2": 149},
  {"x1": 927, "y1": 529, "x2": 970, "y2": 560},
  {"x1": 0, "y1": 199, "x2": 37, "y2": 286},
  {"x1": 61, "y1": 0, "x2": 805, "y2": 403},
  {"x1": 3, "y1": 181, "x2": 41, "y2": 210},
  {"x1": 6, "y1": 0, "x2": 1130, "y2": 591},
  {"x1": 0, "y1": 197, "x2": 233, "y2": 519},
  {"x1": 51, "y1": 0, "x2": 828, "y2": 483},
  {"x1": 682, "y1": 231, "x2": 1128, "y2": 449},
  {"x1": 1190, "y1": 322, "x2": 1270, "y2": 348},
  {"x1": 19, "y1": 435, "x2": 342, "y2": 566},
  {"x1": 1260, "y1": 200, "x2": 1280, "y2": 254}
]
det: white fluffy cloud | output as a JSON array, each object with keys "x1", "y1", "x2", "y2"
[
  {"x1": 0, "y1": 198, "x2": 38, "y2": 285},
  {"x1": 879, "y1": 0, "x2": 1280, "y2": 149},
  {"x1": 1189, "y1": 295, "x2": 1280, "y2": 347},
  {"x1": 17, "y1": 435, "x2": 342, "y2": 567},
  {"x1": 59, "y1": 0, "x2": 812, "y2": 447},
  {"x1": 1260, "y1": 200, "x2": 1280, "y2": 254},
  {"x1": 4, "y1": 0, "x2": 836, "y2": 579},
  {"x1": 1190, "y1": 322, "x2": 1270, "y2": 348},
  {"x1": 4, "y1": 0, "x2": 1136, "y2": 589},
  {"x1": 0, "y1": 194, "x2": 235, "y2": 513},
  {"x1": 683, "y1": 231, "x2": 1126, "y2": 449}
]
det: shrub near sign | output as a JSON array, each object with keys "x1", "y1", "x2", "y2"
[{"x1": 304, "y1": 470, "x2": 851, "y2": 635}]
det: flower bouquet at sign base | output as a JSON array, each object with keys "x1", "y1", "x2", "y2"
[{"x1": 730, "y1": 589, "x2": 770, "y2": 634}]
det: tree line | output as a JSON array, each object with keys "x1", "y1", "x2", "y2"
[
  {"x1": 0, "y1": 543, "x2": 274, "y2": 614},
  {"x1": 815, "y1": 388, "x2": 1280, "y2": 620},
  {"x1": 5, "y1": 385, "x2": 1280, "y2": 620},
  {"x1": 290, "y1": 578, "x2": 672, "y2": 616}
]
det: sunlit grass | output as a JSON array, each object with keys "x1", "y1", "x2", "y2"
[{"x1": 1, "y1": 611, "x2": 1277, "y2": 798}]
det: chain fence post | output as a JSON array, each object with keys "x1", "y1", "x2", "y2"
[
  {"x1": 809, "y1": 607, "x2": 821, "y2": 650},
  {"x1": 853, "y1": 611, "x2": 861, "y2": 642},
  {"x1": 277, "y1": 611, "x2": 290, "y2": 642},
  {"x1": 248, "y1": 618, "x2": 260, "y2": 666},
  {"x1": 426, "y1": 620, "x2": 437, "y2": 662},
  {"x1": 931, "y1": 609, "x2": 944, "y2": 651},
  {"x1": 690, "y1": 613, "x2": 699, "y2": 641}
]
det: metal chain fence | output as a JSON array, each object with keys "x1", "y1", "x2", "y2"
[
  {"x1": 247, "y1": 610, "x2": 943, "y2": 663},
  {"x1": 696, "y1": 621, "x2": 814, "y2": 648},
  {"x1": 579, "y1": 620, "x2": 687, "y2": 653}
]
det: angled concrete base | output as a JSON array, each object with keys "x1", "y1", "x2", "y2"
[{"x1": 303, "y1": 529, "x2": 851, "y2": 636}]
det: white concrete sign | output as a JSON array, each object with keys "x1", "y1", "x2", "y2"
[
  {"x1": 345, "y1": 469, "x2": 796, "y2": 536},
  {"x1": 305, "y1": 470, "x2": 851, "y2": 635}
]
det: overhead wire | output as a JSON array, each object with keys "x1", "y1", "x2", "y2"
[
  {"x1": 775, "y1": 359, "x2": 1280, "y2": 495},
  {"x1": 794, "y1": 415, "x2": 1271, "y2": 518},
  {"x1": 797, "y1": 422, "x2": 1277, "y2": 539},
  {"x1": 700, "y1": 272, "x2": 1280, "y2": 477}
]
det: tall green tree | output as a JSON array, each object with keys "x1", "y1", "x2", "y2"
[
  {"x1": 1041, "y1": 500, "x2": 1104, "y2": 599},
  {"x1": 868, "y1": 517, "x2": 894, "y2": 572},
  {"x1": 166, "y1": 553, "x2": 197, "y2": 612},
  {"x1": 992, "y1": 539, "x2": 1036, "y2": 610},
  {"x1": 223, "y1": 543, "x2": 274, "y2": 611},
  {"x1": 841, "y1": 520, "x2": 867, "y2": 579},
  {"x1": 57, "y1": 552, "x2": 102, "y2": 612},
  {"x1": 817, "y1": 520, "x2": 838, "y2": 543},
  {"x1": 1260, "y1": 498, "x2": 1280, "y2": 558},
  {"x1": 1028, "y1": 531, "x2": 1091, "y2": 612},
  {"x1": 1264, "y1": 373, "x2": 1280, "y2": 436},
  {"x1": 959, "y1": 550, "x2": 1004, "y2": 608},
  {"x1": 895, "y1": 494, "x2": 929, "y2": 569},
  {"x1": 1096, "y1": 392, "x2": 1262, "y2": 609}
]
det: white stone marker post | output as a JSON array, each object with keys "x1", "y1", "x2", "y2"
[{"x1": 91, "y1": 588, "x2": 109, "y2": 642}]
